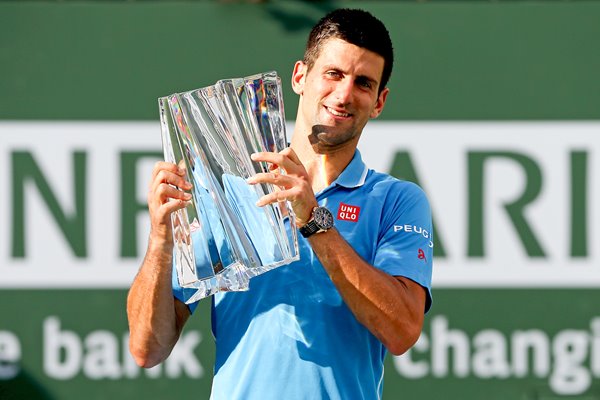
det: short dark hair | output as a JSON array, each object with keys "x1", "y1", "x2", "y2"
[{"x1": 303, "y1": 8, "x2": 394, "y2": 93}]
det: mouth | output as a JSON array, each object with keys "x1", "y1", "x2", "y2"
[{"x1": 324, "y1": 106, "x2": 352, "y2": 118}]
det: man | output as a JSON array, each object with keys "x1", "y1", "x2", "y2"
[{"x1": 127, "y1": 8, "x2": 433, "y2": 400}]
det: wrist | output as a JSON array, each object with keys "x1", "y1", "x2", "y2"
[
  {"x1": 295, "y1": 203, "x2": 319, "y2": 228},
  {"x1": 148, "y1": 232, "x2": 174, "y2": 254}
]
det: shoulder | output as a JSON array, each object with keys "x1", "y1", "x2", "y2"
[{"x1": 365, "y1": 170, "x2": 430, "y2": 210}]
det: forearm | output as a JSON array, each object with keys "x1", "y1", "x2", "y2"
[
  {"x1": 308, "y1": 228, "x2": 425, "y2": 355},
  {"x1": 127, "y1": 237, "x2": 184, "y2": 367},
  {"x1": 127, "y1": 161, "x2": 193, "y2": 367}
]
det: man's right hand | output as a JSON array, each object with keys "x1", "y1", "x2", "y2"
[{"x1": 147, "y1": 161, "x2": 193, "y2": 246}]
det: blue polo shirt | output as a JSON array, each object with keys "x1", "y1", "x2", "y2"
[{"x1": 173, "y1": 150, "x2": 433, "y2": 400}]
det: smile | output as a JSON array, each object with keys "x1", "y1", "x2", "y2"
[{"x1": 325, "y1": 106, "x2": 351, "y2": 118}]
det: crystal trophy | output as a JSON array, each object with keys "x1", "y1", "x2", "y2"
[{"x1": 158, "y1": 71, "x2": 300, "y2": 303}]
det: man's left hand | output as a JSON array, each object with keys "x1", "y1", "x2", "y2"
[{"x1": 247, "y1": 148, "x2": 318, "y2": 227}]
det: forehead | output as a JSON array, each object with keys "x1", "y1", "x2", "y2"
[{"x1": 313, "y1": 38, "x2": 385, "y2": 79}]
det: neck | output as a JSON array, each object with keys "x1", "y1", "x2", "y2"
[{"x1": 290, "y1": 125, "x2": 358, "y2": 194}]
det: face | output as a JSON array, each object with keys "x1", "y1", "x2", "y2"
[{"x1": 292, "y1": 38, "x2": 389, "y2": 152}]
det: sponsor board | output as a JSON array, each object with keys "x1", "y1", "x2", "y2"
[
  {"x1": 1, "y1": 289, "x2": 598, "y2": 399},
  {"x1": 0, "y1": 289, "x2": 215, "y2": 400},
  {"x1": 1, "y1": 121, "x2": 599, "y2": 399},
  {"x1": 0, "y1": 316, "x2": 203, "y2": 381},
  {"x1": 395, "y1": 315, "x2": 600, "y2": 395},
  {"x1": 384, "y1": 288, "x2": 600, "y2": 399},
  {"x1": 360, "y1": 121, "x2": 600, "y2": 288},
  {"x1": 1, "y1": 121, "x2": 598, "y2": 288},
  {"x1": 0, "y1": 122, "x2": 160, "y2": 288}
]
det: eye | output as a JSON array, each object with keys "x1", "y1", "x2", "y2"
[
  {"x1": 325, "y1": 70, "x2": 341, "y2": 79},
  {"x1": 356, "y1": 77, "x2": 373, "y2": 89}
]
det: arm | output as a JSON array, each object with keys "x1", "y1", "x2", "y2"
[
  {"x1": 307, "y1": 228, "x2": 425, "y2": 355},
  {"x1": 248, "y1": 150, "x2": 426, "y2": 355},
  {"x1": 127, "y1": 162, "x2": 192, "y2": 367}
]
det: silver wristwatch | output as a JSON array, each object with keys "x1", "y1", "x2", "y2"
[{"x1": 299, "y1": 206, "x2": 334, "y2": 238}]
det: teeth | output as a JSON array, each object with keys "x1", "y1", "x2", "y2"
[{"x1": 326, "y1": 107, "x2": 350, "y2": 117}]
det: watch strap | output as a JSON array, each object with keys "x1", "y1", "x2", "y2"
[{"x1": 299, "y1": 220, "x2": 320, "y2": 238}]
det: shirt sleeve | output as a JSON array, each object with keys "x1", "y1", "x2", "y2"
[
  {"x1": 373, "y1": 181, "x2": 433, "y2": 313},
  {"x1": 172, "y1": 259, "x2": 200, "y2": 314}
]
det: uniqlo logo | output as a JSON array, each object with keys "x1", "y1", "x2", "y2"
[{"x1": 337, "y1": 203, "x2": 361, "y2": 222}]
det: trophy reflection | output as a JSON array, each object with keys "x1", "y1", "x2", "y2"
[{"x1": 158, "y1": 71, "x2": 299, "y2": 303}]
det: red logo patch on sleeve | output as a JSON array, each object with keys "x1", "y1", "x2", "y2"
[{"x1": 337, "y1": 203, "x2": 361, "y2": 222}]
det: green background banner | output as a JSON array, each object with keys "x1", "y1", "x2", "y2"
[
  {"x1": 1, "y1": 1, "x2": 599, "y2": 121},
  {"x1": 1, "y1": 1, "x2": 599, "y2": 399},
  {"x1": 2, "y1": 290, "x2": 600, "y2": 399}
]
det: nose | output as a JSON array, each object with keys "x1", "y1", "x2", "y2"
[{"x1": 332, "y1": 78, "x2": 354, "y2": 105}]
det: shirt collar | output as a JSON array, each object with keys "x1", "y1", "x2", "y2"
[
  {"x1": 314, "y1": 150, "x2": 369, "y2": 198},
  {"x1": 333, "y1": 149, "x2": 369, "y2": 188}
]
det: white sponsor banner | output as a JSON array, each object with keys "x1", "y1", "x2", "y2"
[
  {"x1": 0, "y1": 122, "x2": 159, "y2": 288},
  {"x1": 0, "y1": 121, "x2": 598, "y2": 288},
  {"x1": 361, "y1": 121, "x2": 599, "y2": 288}
]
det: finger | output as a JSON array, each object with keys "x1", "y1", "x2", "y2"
[
  {"x1": 156, "y1": 199, "x2": 190, "y2": 220},
  {"x1": 255, "y1": 188, "x2": 295, "y2": 207},
  {"x1": 279, "y1": 147, "x2": 302, "y2": 166},
  {"x1": 155, "y1": 183, "x2": 192, "y2": 202},
  {"x1": 250, "y1": 152, "x2": 279, "y2": 173},
  {"x1": 251, "y1": 152, "x2": 300, "y2": 173},
  {"x1": 247, "y1": 172, "x2": 295, "y2": 187},
  {"x1": 152, "y1": 161, "x2": 185, "y2": 181},
  {"x1": 149, "y1": 183, "x2": 190, "y2": 210},
  {"x1": 151, "y1": 169, "x2": 193, "y2": 193}
]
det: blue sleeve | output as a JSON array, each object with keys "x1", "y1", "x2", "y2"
[
  {"x1": 373, "y1": 181, "x2": 433, "y2": 313},
  {"x1": 172, "y1": 260, "x2": 200, "y2": 314}
]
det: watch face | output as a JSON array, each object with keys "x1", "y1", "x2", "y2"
[{"x1": 314, "y1": 207, "x2": 334, "y2": 230}]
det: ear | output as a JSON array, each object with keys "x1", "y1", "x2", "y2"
[
  {"x1": 291, "y1": 61, "x2": 307, "y2": 95},
  {"x1": 370, "y1": 87, "x2": 390, "y2": 119}
]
